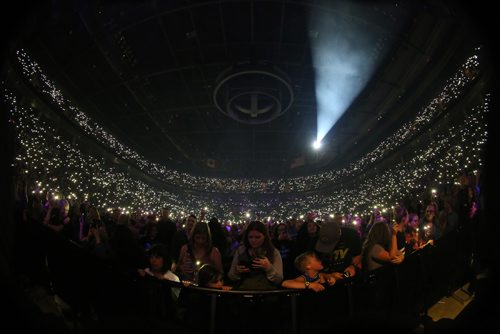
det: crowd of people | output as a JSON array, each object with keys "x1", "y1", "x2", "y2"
[{"x1": 10, "y1": 168, "x2": 483, "y2": 333}]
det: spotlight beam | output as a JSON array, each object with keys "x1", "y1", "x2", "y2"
[{"x1": 309, "y1": 4, "x2": 389, "y2": 143}]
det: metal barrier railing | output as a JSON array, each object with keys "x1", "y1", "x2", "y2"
[{"x1": 40, "y1": 224, "x2": 472, "y2": 333}]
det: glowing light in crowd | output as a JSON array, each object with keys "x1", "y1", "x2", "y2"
[
  {"x1": 2, "y1": 47, "x2": 488, "y2": 220},
  {"x1": 12, "y1": 47, "x2": 482, "y2": 195}
]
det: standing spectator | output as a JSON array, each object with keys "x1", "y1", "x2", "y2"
[
  {"x1": 420, "y1": 202, "x2": 440, "y2": 242},
  {"x1": 360, "y1": 221, "x2": 404, "y2": 318},
  {"x1": 272, "y1": 223, "x2": 295, "y2": 279},
  {"x1": 393, "y1": 204, "x2": 409, "y2": 251},
  {"x1": 156, "y1": 207, "x2": 176, "y2": 251},
  {"x1": 442, "y1": 197, "x2": 459, "y2": 235},
  {"x1": 175, "y1": 221, "x2": 222, "y2": 282},
  {"x1": 315, "y1": 220, "x2": 362, "y2": 280},
  {"x1": 294, "y1": 219, "x2": 320, "y2": 256},
  {"x1": 42, "y1": 198, "x2": 71, "y2": 237},
  {"x1": 171, "y1": 214, "x2": 197, "y2": 266},
  {"x1": 361, "y1": 222, "x2": 404, "y2": 272},
  {"x1": 140, "y1": 222, "x2": 159, "y2": 251},
  {"x1": 228, "y1": 220, "x2": 283, "y2": 290},
  {"x1": 208, "y1": 217, "x2": 229, "y2": 266}
]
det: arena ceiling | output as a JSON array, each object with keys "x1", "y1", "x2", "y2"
[{"x1": 9, "y1": 0, "x2": 488, "y2": 179}]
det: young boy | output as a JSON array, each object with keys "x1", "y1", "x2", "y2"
[{"x1": 282, "y1": 251, "x2": 336, "y2": 292}]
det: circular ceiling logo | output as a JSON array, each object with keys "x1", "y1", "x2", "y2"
[{"x1": 213, "y1": 66, "x2": 294, "y2": 124}]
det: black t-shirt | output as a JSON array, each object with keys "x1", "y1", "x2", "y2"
[
  {"x1": 317, "y1": 227, "x2": 362, "y2": 273},
  {"x1": 397, "y1": 231, "x2": 406, "y2": 252}
]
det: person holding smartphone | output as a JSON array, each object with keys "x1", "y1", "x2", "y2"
[{"x1": 228, "y1": 220, "x2": 283, "y2": 290}]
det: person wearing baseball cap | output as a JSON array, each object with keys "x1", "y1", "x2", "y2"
[{"x1": 315, "y1": 217, "x2": 362, "y2": 280}]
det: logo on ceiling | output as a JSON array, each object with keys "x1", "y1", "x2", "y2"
[{"x1": 213, "y1": 65, "x2": 294, "y2": 124}]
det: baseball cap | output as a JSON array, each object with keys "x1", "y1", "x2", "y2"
[{"x1": 315, "y1": 221, "x2": 341, "y2": 254}]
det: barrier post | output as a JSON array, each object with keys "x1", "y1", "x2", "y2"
[
  {"x1": 210, "y1": 293, "x2": 217, "y2": 334},
  {"x1": 290, "y1": 293, "x2": 297, "y2": 334},
  {"x1": 347, "y1": 281, "x2": 354, "y2": 318}
]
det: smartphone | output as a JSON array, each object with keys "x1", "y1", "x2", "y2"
[{"x1": 238, "y1": 259, "x2": 252, "y2": 268}]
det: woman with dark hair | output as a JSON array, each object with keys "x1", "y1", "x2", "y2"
[
  {"x1": 271, "y1": 222, "x2": 294, "y2": 279},
  {"x1": 228, "y1": 220, "x2": 283, "y2": 290},
  {"x1": 294, "y1": 220, "x2": 320, "y2": 255},
  {"x1": 137, "y1": 244, "x2": 181, "y2": 318},
  {"x1": 138, "y1": 244, "x2": 178, "y2": 282},
  {"x1": 393, "y1": 204, "x2": 409, "y2": 251}
]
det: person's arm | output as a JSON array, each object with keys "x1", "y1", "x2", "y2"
[
  {"x1": 343, "y1": 254, "x2": 361, "y2": 277},
  {"x1": 282, "y1": 276, "x2": 324, "y2": 292},
  {"x1": 227, "y1": 248, "x2": 242, "y2": 281},
  {"x1": 372, "y1": 244, "x2": 392, "y2": 263},
  {"x1": 264, "y1": 249, "x2": 283, "y2": 283},
  {"x1": 174, "y1": 245, "x2": 187, "y2": 274},
  {"x1": 389, "y1": 224, "x2": 399, "y2": 259},
  {"x1": 47, "y1": 224, "x2": 63, "y2": 232},
  {"x1": 43, "y1": 201, "x2": 66, "y2": 233},
  {"x1": 210, "y1": 247, "x2": 224, "y2": 273},
  {"x1": 372, "y1": 243, "x2": 404, "y2": 264},
  {"x1": 42, "y1": 204, "x2": 53, "y2": 226},
  {"x1": 199, "y1": 209, "x2": 207, "y2": 222},
  {"x1": 320, "y1": 273, "x2": 337, "y2": 286},
  {"x1": 282, "y1": 276, "x2": 305, "y2": 289}
]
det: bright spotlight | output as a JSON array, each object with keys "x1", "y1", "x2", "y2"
[
  {"x1": 309, "y1": 4, "x2": 389, "y2": 143},
  {"x1": 312, "y1": 140, "x2": 322, "y2": 150}
]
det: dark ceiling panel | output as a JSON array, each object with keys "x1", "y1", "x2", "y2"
[
  {"x1": 201, "y1": 63, "x2": 228, "y2": 82},
  {"x1": 212, "y1": 132, "x2": 253, "y2": 154},
  {"x1": 124, "y1": 20, "x2": 175, "y2": 75},
  {"x1": 221, "y1": 2, "x2": 251, "y2": 43},
  {"x1": 276, "y1": 44, "x2": 307, "y2": 64},
  {"x1": 148, "y1": 70, "x2": 191, "y2": 109},
  {"x1": 200, "y1": 46, "x2": 229, "y2": 65},
  {"x1": 154, "y1": 0, "x2": 191, "y2": 12},
  {"x1": 36, "y1": 13, "x2": 93, "y2": 68},
  {"x1": 191, "y1": 4, "x2": 224, "y2": 46},
  {"x1": 254, "y1": 2, "x2": 283, "y2": 43},
  {"x1": 162, "y1": 10, "x2": 197, "y2": 51},
  {"x1": 100, "y1": 1, "x2": 156, "y2": 28},
  {"x1": 282, "y1": 3, "x2": 310, "y2": 45},
  {"x1": 63, "y1": 46, "x2": 123, "y2": 95}
]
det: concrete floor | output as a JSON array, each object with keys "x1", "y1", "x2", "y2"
[{"x1": 427, "y1": 283, "x2": 473, "y2": 322}]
